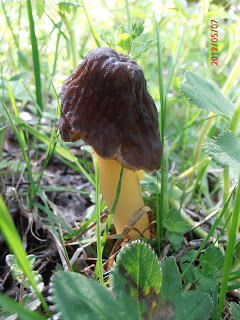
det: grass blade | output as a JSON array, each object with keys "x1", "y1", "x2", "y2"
[
  {"x1": 81, "y1": 0, "x2": 101, "y2": 48},
  {"x1": 94, "y1": 163, "x2": 124, "y2": 278},
  {"x1": 94, "y1": 157, "x2": 103, "y2": 284},
  {"x1": 181, "y1": 188, "x2": 235, "y2": 278},
  {"x1": 0, "y1": 196, "x2": 51, "y2": 318},
  {"x1": 1, "y1": 95, "x2": 36, "y2": 207},
  {"x1": 26, "y1": 0, "x2": 43, "y2": 116},
  {"x1": 218, "y1": 174, "x2": 240, "y2": 319},
  {"x1": 155, "y1": 15, "x2": 167, "y2": 245},
  {"x1": 21, "y1": 123, "x2": 95, "y2": 186}
]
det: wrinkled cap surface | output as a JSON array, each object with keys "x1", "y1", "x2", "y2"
[{"x1": 59, "y1": 47, "x2": 162, "y2": 171}]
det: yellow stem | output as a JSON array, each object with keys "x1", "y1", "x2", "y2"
[{"x1": 93, "y1": 151, "x2": 150, "y2": 238}]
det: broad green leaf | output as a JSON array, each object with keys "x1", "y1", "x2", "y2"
[
  {"x1": 199, "y1": 247, "x2": 225, "y2": 275},
  {"x1": 175, "y1": 290, "x2": 213, "y2": 320},
  {"x1": 181, "y1": 263, "x2": 196, "y2": 283},
  {"x1": 110, "y1": 241, "x2": 161, "y2": 317},
  {"x1": 165, "y1": 231, "x2": 183, "y2": 251},
  {"x1": 231, "y1": 302, "x2": 240, "y2": 320},
  {"x1": 195, "y1": 269, "x2": 218, "y2": 294},
  {"x1": 206, "y1": 130, "x2": 240, "y2": 181},
  {"x1": 131, "y1": 20, "x2": 145, "y2": 39},
  {"x1": 131, "y1": 40, "x2": 157, "y2": 60},
  {"x1": 180, "y1": 71, "x2": 235, "y2": 118},
  {"x1": 51, "y1": 271, "x2": 137, "y2": 320},
  {"x1": 160, "y1": 258, "x2": 213, "y2": 319},
  {"x1": 160, "y1": 257, "x2": 182, "y2": 302},
  {"x1": 0, "y1": 293, "x2": 46, "y2": 320},
  {"x1": 36, "y1": 0, "x2": 45, "y2": 18}
]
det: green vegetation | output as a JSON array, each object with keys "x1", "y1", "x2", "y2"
[{"x1": 1, "y1": 0, "x2": 240, "y2": 319}]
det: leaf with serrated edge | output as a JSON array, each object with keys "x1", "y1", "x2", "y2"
[
  {"x1": 110, "y1": 240, "x2": 161, "y2": 318},
  {"x1": 199, "y1": 247, "x2": 224, "y2": 275},
  {"x1": 51, "y1": 271, "x2": 137, "y2": 320},
  {"x1": 160, "y1": 257, "x2": 181, "y2": 302},
  {"x1": 205, "y1": 130, "x2": 240, "y2": 181},
  {"x1": 175, "y1": 290, "x2": 213, "y2": 320},
  {"x1": 180, "y1": 71, "x2": 235, "y2": 118},
  {"x1": 161, "y1": 258, "x2": 213, "y2": 319}
]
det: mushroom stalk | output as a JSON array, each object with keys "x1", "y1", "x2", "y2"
[{"x1": 93, "y1": 151, "x2": 150, "y2": 238}]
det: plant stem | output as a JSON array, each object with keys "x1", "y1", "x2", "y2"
[
  {"x1": 223, "y1": 97, "x2": 240, "y2": 233},
  {"x1": 155, "y1": 15, "x2": 166, "y2": 243},
  {"x1": 69, "y1": 28, "x2": 78, "y2": 69},
  {"x1": 81, "y1": 0, "x2": 101, "y2": 48},
  {"x1": 177, "y1": 157, "x2": 211, "y2": 181},
  {"x1": 188, "y1": 116, "x2": 214, "y2": 185},
  {"x1": 218, "y1": 173, "x2": 240, "y2": 319},
  {"x1": 222, "y1": 54, "x2": 240, "y2": 95},
  {"x1": 229, "y1": 97, "x2": 240, "y2": 133},
  {"x1": 125, "y1": 0, "x2": 131, "y2": 32}
]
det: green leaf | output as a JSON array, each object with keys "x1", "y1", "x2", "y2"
[
  {"x1": 195, "y1": 268, "x2": 218, "y2": 294},
  {"x1": 181, "y1": 263, "x2": 196, "y2": 283},
  {"x1": 160, "y1": 257, "x2": 182, "y2": 302},
  {"x1": 36, "y1": 0, "x2": 45, "y2": 18},
  {"x1": 110, "y1": 241, "x2": 161, "y2": 317},
  {"x1": 163, "y1": 208, "x2": 190, "y2": 232},
  {"x1": 18, "y1": 50, "x2": 30, "y2": 70},
  {"x1": 175, "y1": 290, "x2": 212, "y2": 320},
  {"x1": 22, "y1": 293, "x2": 41, "y2": 311},
  {"x1": 51, "y1": 271, "x2": 137, "y2": 320},
  {"x1": 163, "y1": 208, "x2": 190, "y2": 250},
  {"x1": 165, "y1": 230, "x2": 183, "y2": 251},
  {"x1": 199, "y1": 247, "x2": 225, "y2": 275},
  {"x1": 131, "y1": 40, "x2": 157, "y2": 60},
  {"x1": 58, "y1": 2, "x2": 81, "y2": 14},
  {"x1": 231, "y1": 302, "x2": 240, "y2": 320},
  {"x1": 160, "y1": 258, "x2": 213, "y2": 319},
  {"x1": 116, "y1": 26, "x2": 131, "y2": 53},
  {"x1": 180, "y1": 71, "x2": 235, "y2": 118},
  {"x1": 206, "y1": 130, "x2": 240, "y2": 181},
  {"x1": 99, "y1": 33, "x2": 115, "y2": 48},
  {"x1": 131, "y1": 20, "x2": 145, "y2": 39},
  {"x1": 27, "y1": 0, "x2": 43, "y2": 115}
]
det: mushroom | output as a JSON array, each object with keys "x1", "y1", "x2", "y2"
[{"x1": 59, "y1": 47, "x2": 162, "y2": 238}]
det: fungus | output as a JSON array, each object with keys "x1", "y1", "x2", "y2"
[{"x1": 59, "y1": 47, "x2": 162, "y2": 238}]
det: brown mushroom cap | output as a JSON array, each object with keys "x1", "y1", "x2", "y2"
[{"x1": 59, "y1": 47, "x2": 162, "y2": 171}]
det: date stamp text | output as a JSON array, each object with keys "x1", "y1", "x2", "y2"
[{"x1": 211, "y1": 20, "x2": 219, "y2": 66}]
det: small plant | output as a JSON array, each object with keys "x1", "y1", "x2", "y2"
[
  {"x1": 100, "y1": 19, "x2": 156, "y2": 60},
  {"x1": 163, "y1": 208, "x2": 191, "y2": 250},
  {"x1": 1, "y1": 254, "x2": 44, "y2": 319}
]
